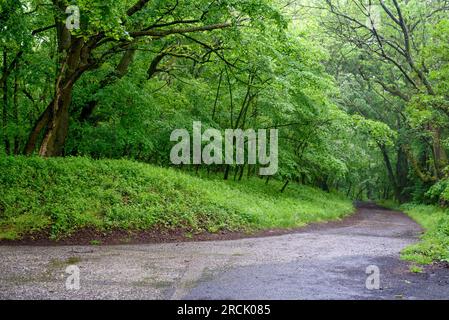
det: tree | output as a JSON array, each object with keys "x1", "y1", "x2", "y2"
[{"x1": 4, "y1": 0, "x2": 282, "y2": 156}]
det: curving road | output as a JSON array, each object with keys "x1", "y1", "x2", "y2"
[{"x1": 1, "y1": 203, "x2": 448, "y2": 300}]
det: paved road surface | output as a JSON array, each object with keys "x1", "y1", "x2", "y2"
[{"x1": 1, "y1": 203, "x2": 448, "y2": 300}]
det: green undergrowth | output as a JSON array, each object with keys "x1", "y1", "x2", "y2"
[
  {"x1": 0, "y1": 156, "x2": 354, "y2": 241},
  {"x1": 378, "y1": 200, "x2": 449, "y2": 264}
]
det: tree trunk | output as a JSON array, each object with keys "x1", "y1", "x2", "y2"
[
  {"x1": 224, "y1": 165, "x2": 231, "y2": 180},
  {"x1": 395, "y1": 144, "x2": 409, "y2": 202},
  {"x1": 38, "y1": 82, "x2": 74, "y2": 156},
  {"x1": 13, "y1": 74, "x2": 19, "y2": 154},
  {"x1": 79, "y1": 47, "x2": 136, "y2": 122},
  {"x1": 2, "y1": 50, "x2": 10, "y2": 154},
  {"x1": 24, "y1": 100, "x2": 52, "y2": 155},
  {"x1": 238, "y1": 164, "x2": 245, "y2": 181},
  {"x1": 265, "y1": 176, "x2": 270, "y2": 185},
  {"x1": 26, "y1": 2, "x2": 94, "y2": 157},
  {"x1": 281, "y1": 180, "x2": 289, "y2": 193},
  {"x1": 378, "y1": 143, "x2": 405, "y2": 202},
  {"x1": 346, "y1": 183, "x2": 352, "y2": 198},
  {"x1": 431, "y1": 126, "x2": 447, "y2": 179}
]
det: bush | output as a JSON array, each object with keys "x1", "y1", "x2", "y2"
[{"x1": 400, "y1": 203, "x2": 449, "y2": 264}]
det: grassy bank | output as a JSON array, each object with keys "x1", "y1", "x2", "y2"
[
  {"x1": 378, "y1": 200, "x2": 449, "y2": 264},
  {"x1": 401, "y1": 204, "x2": 449, "y2": 264},
  {"x1": 0, "y1": 156, "x2": 354, "y2": 241}
]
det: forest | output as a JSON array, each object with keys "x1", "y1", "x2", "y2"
[{"x1": 1, "y1": 0, "x2": 449, "y2": 262}]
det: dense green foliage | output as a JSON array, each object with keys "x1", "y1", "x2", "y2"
[
  {"x1": 302, "y1": 0, "x2": 449, "y2": 203},
  {"x1": 0, "y1": 0, "x2": 394, "y2": 194},
  {"x1": 1, "y1": 1, "x2": 449, "y2": 256},
  {"x1": 401, "y1": 204, "x2": 449, "y2": 264},
  {"x1": 0, "y1": 156, "x2": 353, "y2": 240},
  {"x1": 379, "y1": 200, "x2": 449, "y2": 264}
]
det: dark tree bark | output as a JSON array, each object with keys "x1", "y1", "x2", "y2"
[
  {"x1": 395, "y1": 144, "x2": 410, "y2": 201},
  {"x1": 265, "y1": 176, "x2": 270, "y2": 185},
  {"x1": 147, "y1": 52, "x2": 167, "y2": 80},
  {"x1": 25, "y1": 0, "x2": 233, "y2": 157},
  {"x1": 13, "y1": 74, "x2": 19, "y2": 154},
  {"x1": 378, "y1": 143, "x2": 401, "y2": 201},
  {"x1": 238, "y1": 164, "x2": 245, "y2": 181},
  {"x1": 2, "y1": 50, "x2": 10, "y2": 154},
  {"x1": 37, "y1": 30, "x2": 92, "y2": 157},
  {"x1": 79, "y1": 47, "x2": 137, "y2": 122},
  {"x1": 24, "y1": 100, "x2": 52, "y2": 155},
  {"x1": 281, "y1": 180, "x2": 289, "y2": 193}
]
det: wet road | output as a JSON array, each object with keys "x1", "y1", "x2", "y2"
[{"x1": 1, "y1": 203, "x2": 448, "y2": 300}]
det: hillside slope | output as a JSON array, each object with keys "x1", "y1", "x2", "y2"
[{"x1": 0, "y1": 157, "x2": 354, "y2": 241}]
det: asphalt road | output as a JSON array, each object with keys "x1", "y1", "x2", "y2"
[{"x1": 1, "y1": 203, "x2": 448, "y2": 300}]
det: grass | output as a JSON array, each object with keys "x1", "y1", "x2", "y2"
[
  {"x1": 376, "y1": 199, "x2": 401, "y2": 211},
  {"x1": 400, "y1": 203, "x2": 449, "y2": 264},
  {"x1": 0, "y1": 156, "x2": 354, "y2": 241},
  {"x1": 409, "y1": 265, "x2": 424, "y2": 273},
  {"x1": 378, "y1": 200, "x2": 449, "y2": 264}
]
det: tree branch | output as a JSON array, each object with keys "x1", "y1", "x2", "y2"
[{"x1": 130, "y1": 22, "x2": 232, "y2": 38}]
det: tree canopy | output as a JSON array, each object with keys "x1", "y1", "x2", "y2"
[{"x1": 1, "y1": 0, "x2": 449, "y2": 201}]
